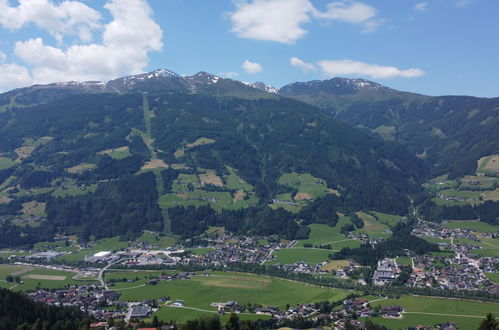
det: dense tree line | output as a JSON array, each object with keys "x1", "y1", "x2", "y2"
[
  {"x1": 169, "y1": 205, "x2": 309, "y2": 240},
  {"x1": 419, "y1": 200, "x2": 499, "y2": 225},
  {"x1": 46, "y1": 172, "x2": 163, "y2": 240},
  {"x1": 0, "y1": 288, "x2": 93, "y2": 330}
]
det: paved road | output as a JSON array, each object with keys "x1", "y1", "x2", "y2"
[{"x1": 97, "y1": 259, "x2": 124, "y2": 290}]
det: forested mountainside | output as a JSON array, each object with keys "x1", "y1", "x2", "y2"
[
  {"x1": 0, "y1": 70, "x2": 426, "y2": 247},
  {"x1": 280, "y1": 78, "x2": 499, "y2": 178}
]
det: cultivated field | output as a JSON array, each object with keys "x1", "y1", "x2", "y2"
[
  {"x1": 278, "y1": 172, "x2": 333, "y2": 200},
  {"x1": 443, "y1": 220, "x2": 498, "y2": 233},
  {"x1": 97, "y1": 146, "x2": 131, "y2": 159},
  {"x1": 477, "y1": 154, "x2": 499, "y2": 175},
  {"x1": 366, "y1": 295, "x2": 499, "y2": 330},
  {"x1": 0, "y1": 157, "x2": 16, "y2": 170},
  {"x1": 112, "y1": 271, "x2": 350, "y2": 314},
  {"x1": 66, "y1": 163, "x2": 97, "y2": 174},
  {"x1": 159, "y1": 167, "x2": 258, "y2": 211},
  {"x1": 298, "y1": 218, "x2": 362, "y2": 250}
]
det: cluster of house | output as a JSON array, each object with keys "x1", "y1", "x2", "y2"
[
  {"x1": 210, "y1": 300, "x2": 244, "y2": 314},
  {"x1": 346, "y1": 232, "x2": 384, "y2": 246},
  {"x1": 181, "y1": 234, "x2": 280, "y2": 266},
  {"x1": 412, "y1": 221, "x2": 480, "y2": 241},
  {"x1": 146, "y1": 272, "x2": 194, "y2": 285},
  {"x1": 408, "y1": 253, "x2": 498, "y2": 293},
  {"x1": 435, "y1": 192, "x2": 479, "y2": 203},
  {"x1": 410, "y1": 220, "x2": 499, "y2": 293},
  {"x1": 28, "y1": 284, "x2": 125, "y2": 320},
  {"x1": 253, "y1": 297, "x2": 406, "y2": 329}
]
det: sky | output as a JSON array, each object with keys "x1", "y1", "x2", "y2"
[{"x1": 0, "y1": 0, "x2": 498, "y2": 97}]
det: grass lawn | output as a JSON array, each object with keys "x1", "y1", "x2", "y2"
[
  {"x1": 278, "y1": 172, "x2": 331, "y2": 200},
  {"x1": 298, "y1": 216, "x2": 361, "y2": 250},
  {"x1": 137, "y1": 231, "x2": 177, "y2": 248},
  {"x1": 0, "y1": 157, "x2": 16, "y2": 170},
  {"x1": 367, "y1": 295, "x2": 499, "y2": 330},
  {"x1": 7, "y1": 267, "x2": 95, "y2": 291},
  {"x1": 432, "y1": 197, "x2": 473, "y2": 207},
  {"x1": 117, "y1": 271, "x2": 350, "y2": 312},
  {"x1": 0, "y1": 264, "x2": 31, "y2": 280},
  {"x1": 268, "y1": 248, "x2": 331, "y2": 265},
  {"x1": 367, "y1": 314, "x2": 483, "y2": 330},
  {"x1": 354, "y1": 212, "x2": 390, "y2": 238},
  {"x1": 153, "y1": 306, "x2": 271, "y2": 324},
  {"x1": 51, "y1": 184, "x2": 97, "y2": 198},
  {"x1": 395, "y1": 257, "x2": 412, "y2": 266},
  {"x1": 443, "y1": 220, "x2": 499, "y2": 233},
  {"x1": 225, "y1": 167, "x2": 253, "y2": 191},
  {"x1": 188, "y1": 248, "x2": 214, "y2": 256},
  {"x1": 371, "y1": 211, "x2": 403, "y2": 227},
  {"x1": 321, "y1": 260, "x2": 349, "y2": 271},
  {"x1": 485, "y1": 273, "x2": 499, "y2": 284}
]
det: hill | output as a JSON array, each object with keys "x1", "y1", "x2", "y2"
[
  {"x1": 279, "y1": 78, "x2": 499, "y2": 178},
  {"x1": 0, "y1": 70, "x2": 426, "y2": 247}
]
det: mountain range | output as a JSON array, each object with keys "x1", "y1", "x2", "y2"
[{"x1": 0, "y1": 69, "x2": 497, "y2": 247}]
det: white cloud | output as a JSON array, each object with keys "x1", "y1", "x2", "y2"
[
  {"x1": 290, "y1": 57, "x2": 316, "y2": 72},
  {"x1": 229, "y1": 0, "x2": 314, "y2": 43},
  {"x1": 414, "y1": 2, "x2": 428, "y2": 12},
  {"x1": 318, "y1": 1, "x2": 375, "y2": 23},
  {"x1": 0, "y1": 63, "x2": 32, "y2": 90},
  {"x1": 220, "y1": 71, "x2": 239, "y2": 78},
  {"x1": 0, "y1": 0, "x2": 102, "y2": 42},
  {"x1": 243, "y1": 60, "x2": 263, "y2": 74},
  {"x1": 0, "y1": 50, "x2": 6, "y2": 62},
  {"x1": 317, "y1": 59, "x2": 425, "y2": 79},
  {"x1": 228, "y1": 0, "x2": 381, "y2": 43},
  {"x1": 0, "y1": 0, "x2": 163, "y2": 90}
]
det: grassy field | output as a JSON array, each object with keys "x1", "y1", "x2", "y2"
[
  {"x1": 97, "y1": 146, "x2": 131, "y2": 160},
  {"x1": 0, "y1": 266, "x2": 94, "y2": 291},
  {"x1": 432, "y1": 197, "x2": 472, "y2": 207},
  {"x1": 188, "y1": 248, "x2": 214, "y2": 256},
  {"x1": 371, "y1": 211, "x2": 403, "y2": 227},
  {"x1": 298, "y1": 216, "x2": 361, "y2": 250},
  {"x1": 367, "y1": 295, "x2": 499, "y2": 330},
  {"x1": 154, "y1": 306, "x2": 270, "y2": 324},
  {"x1": 395, "y1": 257, "x2": 412, "y2": 266},
  {"x1": 354, "y1": 212, "x2": 390, "y2": 238},
  {"x1": 477, "y1": 154, "x2": 499, "y2": 175},
  {"x1": 0, "y1": 264, "x2": 31, "y2": 280},
  {"x1": 66, "y1": 163, "x2": 96, "y2": 174},
  {"x1": 51, "y1": 183, "x2": 97, "y2": 197},
  {"x1": 115, "y1": 271, "x2": 349, "y2": 311},
  {"x1": 159, "y1": 168, "x2": 258, "y2": 212},
  {"x1": 321, "y1": 260, "x2": 349, "y2": 271},
  {"x1": 278, "y1": 172, "x2": 332, "y2": 200},
  {"x1": 268, "y1": 248, "x2": 332, "y2": 265},
  {"x1": 485, "y1": 273, "x2": 499, "y2": 284},
  {"x1": 137, "y1": 231, "x2": 177, "y2": 248},
  {"x1": 443, "y1": 220, "x2": 499, "y2": 233},
  {"x1": 0, "y1": 157, "x2": 16, "y2": 170}
]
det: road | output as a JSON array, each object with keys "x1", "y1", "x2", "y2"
[{"x1": 97, "y1": 259, "x2": 124, "y2": 290}]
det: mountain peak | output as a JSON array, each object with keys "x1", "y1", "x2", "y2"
[
  {"x1": 187, "y1": 72, "x2": 221, "y2": 85},
  {"x1": 242, "y1": 81, "x2": 278, "y2": 94}
]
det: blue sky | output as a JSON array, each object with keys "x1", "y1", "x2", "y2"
[{"x1": 0, "y1": 0, "x2": 498, "y2": 97}]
